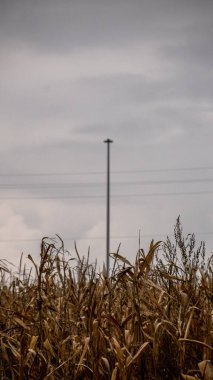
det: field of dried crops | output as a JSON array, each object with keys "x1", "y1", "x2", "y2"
[{"x1": 0, "y1": 220, "x2": 212, "y2": 379}]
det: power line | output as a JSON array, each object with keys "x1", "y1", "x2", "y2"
[
  {"x1": 0, "y1": 165, "x2": 213, "y2": 177},
  {"x1": 113, "y1": 166, "x2": 213, "y2": 174},
  {"x1": 1, "y1": 177, "x2": 213, "y2": 189},
  {"x1": 0, "y1": 171, "x2": 105, "y2": 177},
  {"x1": 0, "y1": 195, "x2": 104, "y2": 200},
  {"x1": 0, "y1": 190, "x2": 213, "y2": 200}
]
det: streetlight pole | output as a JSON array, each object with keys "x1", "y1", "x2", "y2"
[{"x1": 104, "y1": 138, "x2": 113, "y2": 277}]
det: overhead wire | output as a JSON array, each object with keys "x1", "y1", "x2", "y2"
[
  {"x1": 0, "y1": 190, "x2": 213, "y2": 200},
  {"x1": 0, "y1": 167, "x2": 213, "y2": 198},
  {"x1": 0, "y1": 165, "x2": 213, "y2": 177},
  {"x1": 0, "y1": 177, "x2": 213, "y2": 188},
  {"x1": 0, "y1": 166, "x2": 212, "y2": 242}
]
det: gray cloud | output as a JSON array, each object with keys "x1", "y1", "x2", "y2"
[
  {"x1": 0, "y1": 0, "x2": 213, "y2": 269},
  {"x1": 1, "y1": 0, "x2": 213, "y2": 52}
]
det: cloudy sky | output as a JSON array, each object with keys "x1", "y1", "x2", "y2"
[{"x1": 0, "y1": 0, "x2": 213, "y2": 271}]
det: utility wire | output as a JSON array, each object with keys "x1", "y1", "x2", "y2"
[
  {"x1": 1, "y1": 178, "x2": 213, "y2": 188},
  {"x1": 112, "y1": 166, "x2": 213, "y2": 174},
  {"x1": 0, "y1": 190, "x2": 213, "y2": 200},
  {"x1": 0, "y1": 165, "x2": 213, "y2": 177}
]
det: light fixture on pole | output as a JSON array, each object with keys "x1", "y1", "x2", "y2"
[{"x1": 104, "y1": 138, "x2": 113, "y2": 277}]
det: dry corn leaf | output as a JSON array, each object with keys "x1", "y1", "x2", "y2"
[
  {"x1": 179, "y1": 338, "x2": 213, "y2": 351},
  {"x1": 158, "y1": 290, "x2": 166, "y2": 304},
  {"x1": 184, "y1": 307, "x2": 199, "y2": 339},
  {"x1": 198, "y1": 360, "x2": 213, "y2": 380},
  {"x1": 116, "y1": 267, "x2": 134, "y2": 280},
  {"x1": 138, "y1": 240, "x2": 161, "y2": 277},
  {"x1": 77, "y1": 337, "x2": 90, "y2": 371},
  {"x1": 101, "y1": 357, "x2": 110, "y2": 373},
  {"x1": 111, "y1": 337, "x2": 124, "y2": 364},
  {"x1": 14, "y1": 317, "x2": 29, "y2": 330},
  {"x1": 25, "y1": 336, "x2": 38, "y2": 366},
  {"x1": 111, "y1": 252, "x2": 132, "y2": 267},
  {"x1": 59, "y1": 335, "x2": 72, "y2": 346},
  {"x1": 0, "y1": 259, "x2": 10, "y2": 273},
  {"x1": 124, "y1": 329, "x2": 132, "y2": 347},
  {"x1": 27, "y1": 254, "x2": 39, "y2": 276},
  {"x1": 44, "y1": 357, "x2": 73, "y2": 379},
  {"x1": 43, "y1": 338, "x2": 56, "y2": 358},
  {"x1": 28, "y1": 348, "x2": 37, "y2": 355},
  {"x1": 29, "y1": 335, "x2": 38, "y2": 350},
  {"x1": 126, "y1": 341, "x2": 150, "y2": 367},
  {"x1": 111, "y1": 365, "x2": 118, "y2": 380},
  {"x1": 181, "y1": 374, "x2": 197, "y2": 380}
]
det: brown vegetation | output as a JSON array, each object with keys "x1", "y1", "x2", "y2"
[{"x1": 0, "y1": 219, "x2": 212, "y2": 379}]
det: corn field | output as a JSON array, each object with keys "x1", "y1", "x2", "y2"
[{"x1": 0, "y1": 219, "x2": 212, "y2": 379}]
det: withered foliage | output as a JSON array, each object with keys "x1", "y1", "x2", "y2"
[{"x1": 0, "y1": 220, "x2": 212, "y2": 380}]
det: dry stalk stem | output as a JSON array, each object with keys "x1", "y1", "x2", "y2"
[{"x1": 0, "y1": 221, "x2": 212, "y2": 379}]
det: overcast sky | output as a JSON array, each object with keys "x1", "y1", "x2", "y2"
[{"x1": 0, "y1": 0, "x2": 213, "y2": 271}]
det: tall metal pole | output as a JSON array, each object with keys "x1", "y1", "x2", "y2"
[{"x1": 104, "y1": 138, "x2": 113, "y2": 276}]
